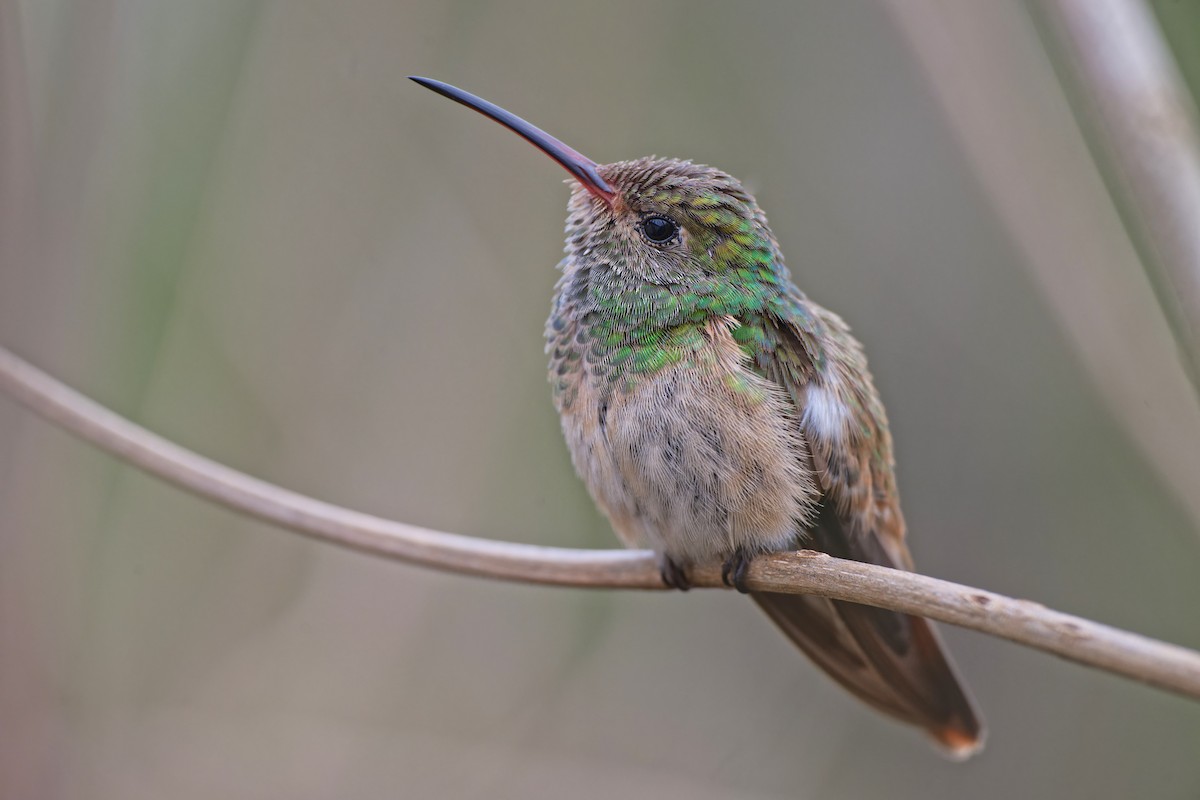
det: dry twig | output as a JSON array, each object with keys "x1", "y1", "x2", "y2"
[{"x1": 1, "y1": 344, "x2": 1198, "y2": 701}]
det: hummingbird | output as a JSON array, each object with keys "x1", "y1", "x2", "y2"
[{"x1": 410, "y1": 77, "x2": 985, "y2": 757}]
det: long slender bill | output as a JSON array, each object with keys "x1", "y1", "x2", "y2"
[{"x1": 409, "y1": 77, "x2": 614, "y2": 202}]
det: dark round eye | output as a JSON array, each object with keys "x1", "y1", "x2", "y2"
[{"x1": 640, "y1": 215, "x2": 679, "y2": 243}]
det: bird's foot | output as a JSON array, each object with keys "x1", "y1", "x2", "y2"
[
  {"x1": 721, "y1": 547, "x2": 754, "y2": 594},
  {"x1": 659, "y1": 555, "x2": 692, "y2": 591}
]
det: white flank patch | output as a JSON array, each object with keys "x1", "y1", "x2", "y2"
[{"x1": 802, "y1": 382, "x2": 848, "y2": 442}]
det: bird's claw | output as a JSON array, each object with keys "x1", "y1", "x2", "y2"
[
  {"x1": 721, "y1": 547, "x2": 754, "y2": 594},
  {"x1": 659, "y1": 555, "x2": 692, "y2": 591}
]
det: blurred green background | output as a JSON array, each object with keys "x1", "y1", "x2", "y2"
[{"x1": 3, "y1": 1, "x2": 1200, "y2": 798}]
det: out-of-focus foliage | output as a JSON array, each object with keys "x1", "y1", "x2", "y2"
[
  {"x1": 1153, "y1": 0, "x2": 1200, "y2": 103},
  {"x1": 1, "y1": 2, "x2": 1198, "y2": 798}
]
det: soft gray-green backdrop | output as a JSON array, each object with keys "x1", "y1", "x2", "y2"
[{"x1": 3, "y1": 2, "x2": 1199, "y2": 798}]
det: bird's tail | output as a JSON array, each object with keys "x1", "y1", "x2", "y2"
[{"x1": 752, "y1": 590, "x2": 985, "y2": 758}]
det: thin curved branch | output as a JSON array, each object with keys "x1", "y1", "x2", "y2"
[{"x1": 2, "y1": 344, "x2": 1199, "y2": 701}]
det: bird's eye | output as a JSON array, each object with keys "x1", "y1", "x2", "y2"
[{"x1": 640, "y1": 215, "x2": 679, "y2": 243}]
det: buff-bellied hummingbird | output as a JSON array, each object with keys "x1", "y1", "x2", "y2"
[{"x1": 410, "y1": 76, "x2": 985, "y2": 757}]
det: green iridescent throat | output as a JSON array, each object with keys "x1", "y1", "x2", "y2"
[{"x1": 547, "y1": 172, "x2": 826, "y2": 407}]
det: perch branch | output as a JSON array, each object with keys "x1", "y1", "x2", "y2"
[{"x1": 2, "y1": 344, "x2": 1199, "y2": 701}]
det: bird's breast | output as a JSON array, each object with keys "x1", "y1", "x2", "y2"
[{"x1": 549, "y1": 315, "x2": 820, "y2": 563}]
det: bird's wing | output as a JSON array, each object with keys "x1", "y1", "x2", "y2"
[{"x1": 751, "y1": 305, "x2": 985, "y2": 756}]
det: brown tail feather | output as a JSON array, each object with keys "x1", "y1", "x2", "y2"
[{"x1": 753, "y1": 590, "x2": 984, "y2": 758}]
